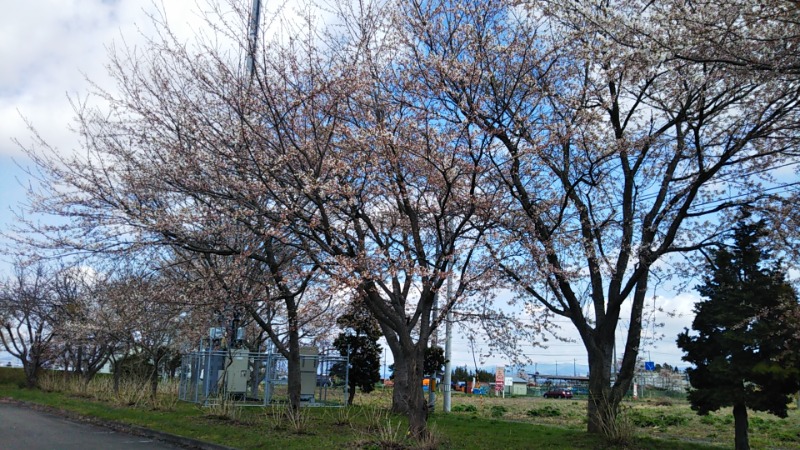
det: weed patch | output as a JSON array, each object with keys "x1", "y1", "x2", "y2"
[
  {"x1": 629, "y1": 409, "x2": 688, "y2": 427},
  {"x1": 527, "y1": 405, "x2": 562, "y2": 417},
  {"x1": 267, "y1": 404, "x2": 311, "y2": 434},
  {"x1": 699, "y1": 415, "x2": 716, "y2": 425},
  {"x1": 490, "y1": 405, "x2": 507, "y2": 418},
  {"x1": 451, "y1": 404, "x2": 477, "y2": 413}
]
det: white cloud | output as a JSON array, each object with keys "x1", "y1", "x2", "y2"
[{"x1": 0, "y1": 1, "x2": 209, "y2": 158}]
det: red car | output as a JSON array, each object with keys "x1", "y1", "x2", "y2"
[{"x1": 543, "y1": 388, "x2": 573, "y2": 399}]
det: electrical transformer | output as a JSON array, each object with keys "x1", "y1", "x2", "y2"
[{"x1": 299, "y1": 347, "x2": 319, "y2": 403}]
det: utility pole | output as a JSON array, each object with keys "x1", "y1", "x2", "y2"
[
  {"x1": 429, "y1": 291, "x2": 438, "y2": 410},
  {"x1": 443, "y1": 261, "x2": 453, "y2": 412},
  {"x1": 443, "y1": 218, "x2": 454, "y2": 412}
]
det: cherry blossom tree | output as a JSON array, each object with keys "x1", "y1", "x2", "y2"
[
  {"x1": 11, "y1": 0, "x2": 502, "y2": 436},
  {"x1": 258, "y1": 3, "x2": 509, "y2": 436},
  {"x1": 641, "y1": 1, "x2": 800, "y2": 77},
  {"x1": 399, "y1": 0, "x2": 800, "y2": 434},
  {"x1": 11, "y1": 1, "x2": 340, "y2": 412},
  {"x1": 97, "y1": 269, "x2": 188, "y2": 399},
  {"x1": 0, "y1": 262, "x2": 59, "y2": 388},
  {"x1": 50, "y1": 267, "x2": 117, "y2": 388}
]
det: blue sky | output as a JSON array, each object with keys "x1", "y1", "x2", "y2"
[{"x1": 0, "y1": 0, "x2": 704, "y2": 373}]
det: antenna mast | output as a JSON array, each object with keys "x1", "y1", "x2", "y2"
[{"x1": 247, "y1": 0, "x2": 262, "y2": 79}]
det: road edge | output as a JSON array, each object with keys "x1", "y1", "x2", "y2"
[{"x1": 0, "y1": 397, "x2": 238, "y2": 450}]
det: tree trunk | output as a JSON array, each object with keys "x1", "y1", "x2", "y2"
[
  {"x1": 360, "y1": 285, "x2": 430, "y2": 438},
  {"x1": 586, "y1": 343, "x2": 617, "y2": 434},
  {"x1": 376, "y1": 320, "x2": 410, "y2": 415},
  {"x1": 286, "y1": 327, "x2": 302, "y2": 411},
  {"x1": 392, "y1": 343, "x2": 428, "y2": 439},
  {"x1": 23, "y1": 361, "x2": 39, "y2": 389},
  {"x1": 390, "y1": 351, "x2": 409, "y2": 414},
  {"x1": 586, "y1": 275, "x2": 648, "y2": 435},
  {"x1": 347, "y1": 380, "x2": 356, "y2": 406},
  {"x1": 733, "y1": 403, "x2": 750, "y2": 450},
  {"x1": 150, "y1": 349, "x2": 167, "y2": 400},
  {"x1": 75, "y1": 346, "x2": 83, "y2": 376},
  {"x1": 585, "y1": 332, "x2": 637, "y2": 435},
  {"x1": 149, "y1": 364, "x2": 159, "y2": 400},
  {"x1": 23, "y1": 346, "x2": 45, "y2": 389},
  {"x1": 112, "y1": 358, "x2": 121, "y2": 395}
]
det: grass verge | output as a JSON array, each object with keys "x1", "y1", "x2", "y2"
[{"x1": 3, "y1": 369, "x2": 796, "y2": 449}]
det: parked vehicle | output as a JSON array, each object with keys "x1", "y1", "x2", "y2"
[{"x1": 543, "y1": 388, "x2": 573, "y2": 399}]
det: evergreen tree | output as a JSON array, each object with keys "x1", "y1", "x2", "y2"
[
  {"x1": 331, "y1": 298, "x2": 382, "y2": 406},
  {"x1": 388, "y1": 346, "x2": 446, "y2": 379},
  {"x1": 677, "y1": 218, "x2": 800, "y2": 450},
  {"x1": 424, "y1": 346, "x2": 446, "y2": 376},
  {"x1": 451, "y1": 365, "x2": 471, "y2": 382}
]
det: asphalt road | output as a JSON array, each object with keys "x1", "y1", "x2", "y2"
[{"x1": 0, "y1": 403, "x2": 182, "y2": 450}]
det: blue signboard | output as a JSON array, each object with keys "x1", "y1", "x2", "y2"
[{"x1": 644, "y1": 361, "x2": 655, "y2": 371}]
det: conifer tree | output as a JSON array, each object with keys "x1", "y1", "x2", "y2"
[
  {"x1": 332, "y1": 297, "x2": 382, "y2": 406},
  {"x1": 677, "y1": 217, "x2": 800, "y2": 450}
]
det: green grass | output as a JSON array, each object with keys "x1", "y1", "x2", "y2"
[
  {"x1": 0, "y1": 388, "x2": 709, "y2": 450},
  {"x1": 1, "y1": 368, "x2": 797, "y2": 449}
]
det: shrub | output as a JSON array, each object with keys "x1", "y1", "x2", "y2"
[
  {"x1": 699, "y1": 415, "x2": 716, "y2": 425},
  {"x1": 628, "y1": 409, "x2": 687, "y2": 427},
  {"x1": 490, "y1": 405, "x2": 507, "y2": 418},
  {"x1": 527, "y1": 406, "x2": 562, "y2": 417},
  {"x1": 452, "y1": 404, "x2": 477, "y2": 413}
]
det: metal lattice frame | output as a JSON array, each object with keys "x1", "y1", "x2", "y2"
[{"x1": 178, "y1": 349, "x2": 349, "y2": 407}]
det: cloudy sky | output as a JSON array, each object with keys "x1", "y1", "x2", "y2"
[
  {"x1": 0, "y1": 0, "x2": 702, "y2": 373},
  {"x1": 1, "y1": 1, "x2": 204, "y2": 238}
]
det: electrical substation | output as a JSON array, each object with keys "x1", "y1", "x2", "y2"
[{"x1": 178, "y1": 328, "x2": 349, "y2": 407}]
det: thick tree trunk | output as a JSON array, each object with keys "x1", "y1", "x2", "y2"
[
  {"x1": 586, "y1": 343, "x2": 617, "y2": 434},
  {"x1": 150, "y1": 348, "x2": 168, "y2": 400},
  {"x1": 399, "y1": 344, "x2": 428, "y2": 440},
  {"x1": 286, "y1": 328, "x2": 302, "y2": 411},
  {"x1": 22, "y1": 346, "x2": 45, "y2": 389},
  {"x1": 585, "y1": 325, "x2": 639, "y2": 434},
  {"x1": 360, "y1": 284, "x2": 431, "y2": 438},
  {"x1": 586, "y1": 274, "x2": 648, "y2": 435},
  {"x1": 375, "y1": 319, "x2": 410, "y2": 415},
  {"x1": 23, "y1": 362, "x2": 39, "y2": 389},
  {"x1": 75, "y1": 346, "x2": 84, "y2": 376},
  {"x1": 390, "y1": 351, "x2": 409, "y2": 414},
  {"x1": 733, "y1": 403, "x2": 750, "y2": 450}
]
